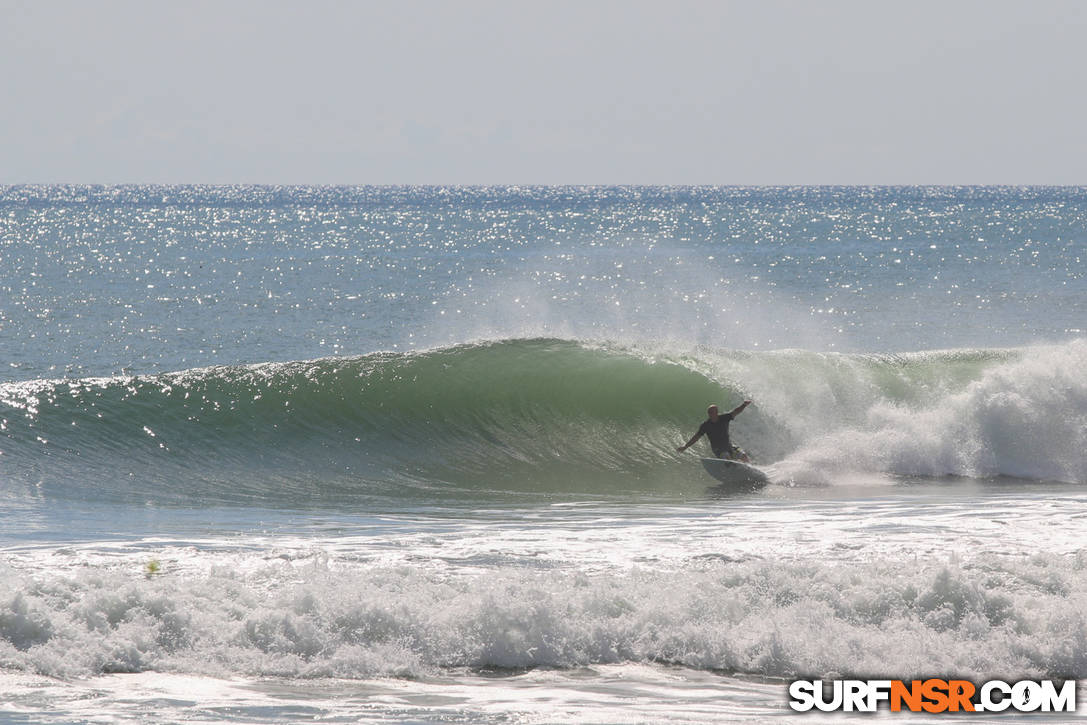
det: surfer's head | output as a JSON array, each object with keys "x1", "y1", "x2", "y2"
[{"x1": 707, "y1": 404, "x2": 719, "y2": 420}]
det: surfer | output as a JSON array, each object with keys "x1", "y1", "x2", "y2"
[{"x1": 676, "y1": 401, "x2": 752, "y2": 461}]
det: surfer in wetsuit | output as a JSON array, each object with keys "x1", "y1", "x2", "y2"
[{"x1": 676, "y1": 401, "x2": 752, "y2": 461}]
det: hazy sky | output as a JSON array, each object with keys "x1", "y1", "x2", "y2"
[{"x1": 3, "y1": 0, "x2": 1086, "y2": 184}]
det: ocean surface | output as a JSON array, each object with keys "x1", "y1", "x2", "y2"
[{"x1": 1, "y1": 186, "x2": 1085, "y2": 723}]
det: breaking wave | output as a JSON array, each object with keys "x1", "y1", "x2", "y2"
[{"x1": 1, "y1": 338, "x2": 1084, "y2": 506}]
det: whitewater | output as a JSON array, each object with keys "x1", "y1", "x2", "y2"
[{"x1": 1, "y1": 186, "x2": 1085, "y2": 723}]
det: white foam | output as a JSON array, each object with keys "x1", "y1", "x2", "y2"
[
  {"x1": 766, "y1": 340, "x2": 1087, "y2": 484},
  {"x1": 3, "y1": 547, "x2": 1086, "y2": 682}
]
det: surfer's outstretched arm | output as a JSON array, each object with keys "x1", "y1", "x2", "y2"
[
  {"x1": 729, "y1": 400, "x2": 752, "y2": 417},
  {"x1": 677, "y1": 432, "x2": 703, "y2": 453}
]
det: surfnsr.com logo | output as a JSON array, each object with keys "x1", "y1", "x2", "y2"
[{"x1": 788, "y1": 679, "x2": 1077, "y2": 713}]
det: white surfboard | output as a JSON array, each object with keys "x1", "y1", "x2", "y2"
[{"x1": 700, "y1": 458, "x2": 770, "y2": 488}]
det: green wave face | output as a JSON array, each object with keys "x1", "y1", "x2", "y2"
[{"x1": 0, "y1": 340, "x2": 727, "y2": 505}]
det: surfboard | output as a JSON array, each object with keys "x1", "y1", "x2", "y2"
[{"x1": 700, "y1": 458, "x2": 770, "y2": 489}]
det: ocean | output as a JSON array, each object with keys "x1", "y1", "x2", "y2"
[{"x1": 1, "y1": 185, "x2": 1084, "y2": 723}]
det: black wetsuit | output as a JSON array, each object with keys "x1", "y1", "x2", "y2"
[{"x1": 698, "y1": 414, "x2": 735, "y2": 458}]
